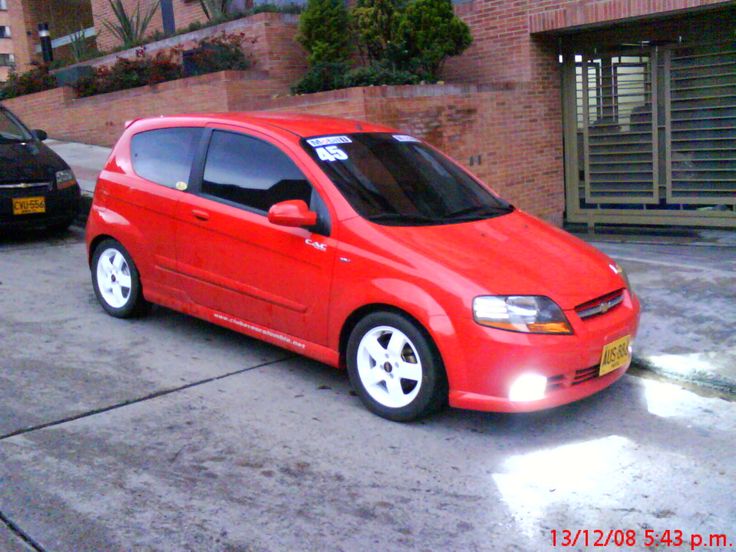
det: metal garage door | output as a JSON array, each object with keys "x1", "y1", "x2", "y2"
[{"x1": 562, "y1": 40, "x2": 735, "y2": 228}]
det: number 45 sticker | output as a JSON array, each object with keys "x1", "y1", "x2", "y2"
[{"x1": 316, "y1": 145, "x2": 348, "y2": 162}]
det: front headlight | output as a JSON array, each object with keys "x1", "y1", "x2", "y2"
[
  {"x1": 55, "y1": 169, "x2": 77, "y2": 190},
  {"x1": 473, "y1": 295, "x2": 573, "y2": 334}
]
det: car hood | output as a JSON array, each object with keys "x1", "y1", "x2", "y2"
[
  {"x1": 0, "y1": 140, "x2": 67, "y2": 183},
  {"x1": 368, "y1": 210, "x2": 623, "y2": 310}
]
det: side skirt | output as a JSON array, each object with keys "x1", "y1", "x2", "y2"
[{"x1": 144, "y1": 289, "x2": 341, "y2": 368}]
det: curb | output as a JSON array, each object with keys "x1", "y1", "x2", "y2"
[{"x1": 630, "y1": 357, "x2": 736, "y2": 398}]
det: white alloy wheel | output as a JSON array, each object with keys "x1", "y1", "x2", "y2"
[
  {"x1": 356, "y1": 325, "x2": 423, "y2": 409},
  {"x1": 96, "y1": 247, "x2": 133, "y2": 309}
]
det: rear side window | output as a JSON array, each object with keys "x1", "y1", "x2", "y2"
[
  {"x1": 202, "y1": 130, "x2": 312, "y2": 213},
  {"x1": 131, "y1": 127, "x2": 203, "y2": 187}
]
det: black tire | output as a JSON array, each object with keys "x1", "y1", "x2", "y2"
[
  {"x1": 91, "y1": 239, "x2": 149, "y2": 318},
  {"x1": 346, "y1": 311, "x2": 448, "y2": 422}
]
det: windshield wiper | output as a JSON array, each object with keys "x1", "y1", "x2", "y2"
[{"x1": 444, "y1": 204, "x2": 513, "y2": 220}]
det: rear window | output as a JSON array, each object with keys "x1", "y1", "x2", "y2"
[{"x1": 131, "y1": 127, "x2": 203, "y2": 188}]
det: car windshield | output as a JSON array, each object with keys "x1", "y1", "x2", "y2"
[
  {"x1": 0, "y1": 109, "x2": 33, "y2": 142},
  {"x1": 301, "y1": 133, "x2": 513, "y2": 226}
]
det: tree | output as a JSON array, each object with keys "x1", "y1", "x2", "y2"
[
  {"x1": 297, "y1": 0, "x2": 352, "y2": 66},
  {"x1": 397, "y1": 0, "x2": 471, "y2": 79},
  {"x1": 351, "y1": 0, "x2": 403, "y2": 64}
]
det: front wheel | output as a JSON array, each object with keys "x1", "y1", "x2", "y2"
[
  {"x1": 346, "y1": 312, "x2": 448, "y2": 422},
  {"x1": 91, "y1": 239, "x2": 148, "y2": 318}
]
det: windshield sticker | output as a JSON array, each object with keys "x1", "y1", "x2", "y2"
[
  {"x1": 307, "y1": 135, "x2": 352, "y2": 147},
  {"x1": 316, "y1": 145, "x2": 348, "y2": 162},
  {"x1": 393, "y1": 134, "x2": 420, "y2": 142}
]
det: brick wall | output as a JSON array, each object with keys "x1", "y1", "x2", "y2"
[
  {"x1": 71, "y1": 12, "x2": 305, "y2": 90},
  {"x1": 258, "y1": 84, "x2": 564, "y2": 224},
  {"x1": 1, "y1": 80, "x2": 564, "y2": 224},
  {"x1": 0, "y1": 6, "x2": 11, "y2": 81},
  {"x1": 5, "y1": 0, "x2": 35, "y2": 73},
  {"x1": 528, "y1": 0, "x2": 732, "y2": 32},
  {"x1": 2, "y1": 70, "x2": 283, "y2": 146}
]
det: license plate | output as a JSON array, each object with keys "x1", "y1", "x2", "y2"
[
  {"x1": 12, "y1": 196, "x2": 46, "y2": 215},
  {"x1": 599, "y1": 335, "x2": 631, "y2": 376}
]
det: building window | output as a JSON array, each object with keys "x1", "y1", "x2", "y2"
[
  {"x1": 0, "y1": 53, "x2": 14, "y2": 67},
  {"x1": 0, "y1": 26, "x2": 11, "y2": 38},
  {"x1": 0, "y1": 0, "x2": 7, "y2": 11}
]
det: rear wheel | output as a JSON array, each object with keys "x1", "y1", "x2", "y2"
[
  {"x1": 91, "y1": 239, "x2": 148, "y2": 318},
  {"x1": 347, "y1": 312, "x2": 447, "y2": 422}
]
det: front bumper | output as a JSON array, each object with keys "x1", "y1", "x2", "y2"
[
  {"x1": 441, "y1": 290, "x2": 641, "y2": 413},
  {"x1": 0, "y1": 184, "x2": 81, "y2": 229}
]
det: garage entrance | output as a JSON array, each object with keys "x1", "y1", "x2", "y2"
[{"x1": 561, "y1": 8, "x2": 735, "y2": 228}]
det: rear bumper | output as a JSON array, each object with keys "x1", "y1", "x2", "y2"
[
  {"x1": 0, "y1": 185, "x2": 81, "y2": 228},
  {"x1": 440, "y1": 290, "x2": 641, "y2": 413}
]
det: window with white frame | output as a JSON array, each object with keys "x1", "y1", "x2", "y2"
[
  {"x1": 0, "y1": 53, "x2": 14, "y2": 67},
  {"x1": 0, "y1": 0, "x2": 7, "y2": 11},
  {"x1": 0, "y1": 26, "x2": 11, "y2": 38}
]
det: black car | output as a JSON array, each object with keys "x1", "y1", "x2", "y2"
[{"x1": 0, "y1": 105, "x2": 80, "y2": 232}]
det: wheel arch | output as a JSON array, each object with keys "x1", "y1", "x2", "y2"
[
  {"x1": 338, "y1": 303, "x2": 446, "y2": 371},
  {"x1": 88, "y1": 233, "x2": 117, "y2": 266}
]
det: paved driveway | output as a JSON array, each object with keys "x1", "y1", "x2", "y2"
[{"x1": 1, "y1": 229, "x2": 734, "y2": 551}]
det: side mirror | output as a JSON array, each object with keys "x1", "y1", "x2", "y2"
[
  {"x1": 268, "y1": 200, "x2": 317, "y2": 228},
  {"x1": 32, "y1": 129, "x2": 48, "y2": 141}
]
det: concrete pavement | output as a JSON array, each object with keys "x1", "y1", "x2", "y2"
[
  {"x1": 1, "y1": 230, "x2": 735, "y2": 550},
  {"x1": 47, "y1": 138, "x2": 736, "y2": 397}
]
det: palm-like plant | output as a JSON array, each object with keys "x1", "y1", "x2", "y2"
[
  {"x1": 199, "y1": 0, "x2": 234, "y2": 21},
  {"x1": 103, "y1": 0, "x2": 161, "y2": 48}
]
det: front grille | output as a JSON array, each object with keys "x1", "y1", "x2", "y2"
[
  {"x1": 0, "y1": 182, "x2": 52, "y2": 198},
  {"x1": 575, "y1": 289, "x2": 624, "y2": 320},
  {"x1": 572, "y1": 365, "x2": 599, "y2": 385},
  {"x1": 545, "y1": 364, "x2": 609, "y2": 393}
]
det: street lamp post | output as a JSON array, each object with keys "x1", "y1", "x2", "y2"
[{"x1": 38, "y1": 22, "x2": 53, "y2": 63}]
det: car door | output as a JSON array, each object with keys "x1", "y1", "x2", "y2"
[
  {"x1": 115, "y1": 126, "x2": 203, "y2": 296},
  {"x1": 174, "y1": 126, "x2": 337, "y2": 346}
]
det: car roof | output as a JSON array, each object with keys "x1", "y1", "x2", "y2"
[{"x1": 132, "y1": 112, "x2": 397, "y2": 138}]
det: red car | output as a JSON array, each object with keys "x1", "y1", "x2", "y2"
[{"x1": 86, "y1": 113, "x2": 640, "y2": 421}]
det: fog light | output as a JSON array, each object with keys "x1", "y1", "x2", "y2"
[{"x1": 509, "y1": 373, "x2": 547, "y2": 402}]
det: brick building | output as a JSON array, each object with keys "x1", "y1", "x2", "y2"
[
  {"x1": 4, "y1": 0, "x2": 735, "y2": 227},
  {"x1": 0, "y1": 0, "x2": 15, "y2": 82}
]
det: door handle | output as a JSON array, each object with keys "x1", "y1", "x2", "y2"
[{"x1": 191, "y1": 209, "x2": 210, "y2": 221}]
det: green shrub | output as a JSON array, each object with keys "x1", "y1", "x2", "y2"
[
  {"x1": 352, "y1": 0, "x2": 403, "y2": 64},
  {"x1": 297, "y1": 0, "x2": 352, "y2": 66},
  {"x1": 74, "y1": 51, "x2": 182, "y2": 97},
  {"x1": 344, "y1": 63, "x2": 419, "y2": 87},
  {"x1": 185, "y1": 33, "x2": 250, "y2": 76},
  {"x1": 0, "y1": 66, "x2": 57, "y2": 99},
  {"x1": 252, "y1": 3, "x2": 303, "y2": 15},
  {"x1": 291, "y1": 62, "x2": 348, "y2": 94},
  {"x1": 199, "y1": 0, "x2": 234, "y2": 20},
  {"x1": 397, "y1": 0, "x2": 471, "y2": 79},
  {"x1": 103, "y1": 0, "x2": 161, "y2": 49}
]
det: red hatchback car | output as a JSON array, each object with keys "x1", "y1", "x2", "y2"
[{"x1": 86, "y1": 112, "x2": 640, "y2": 421}]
